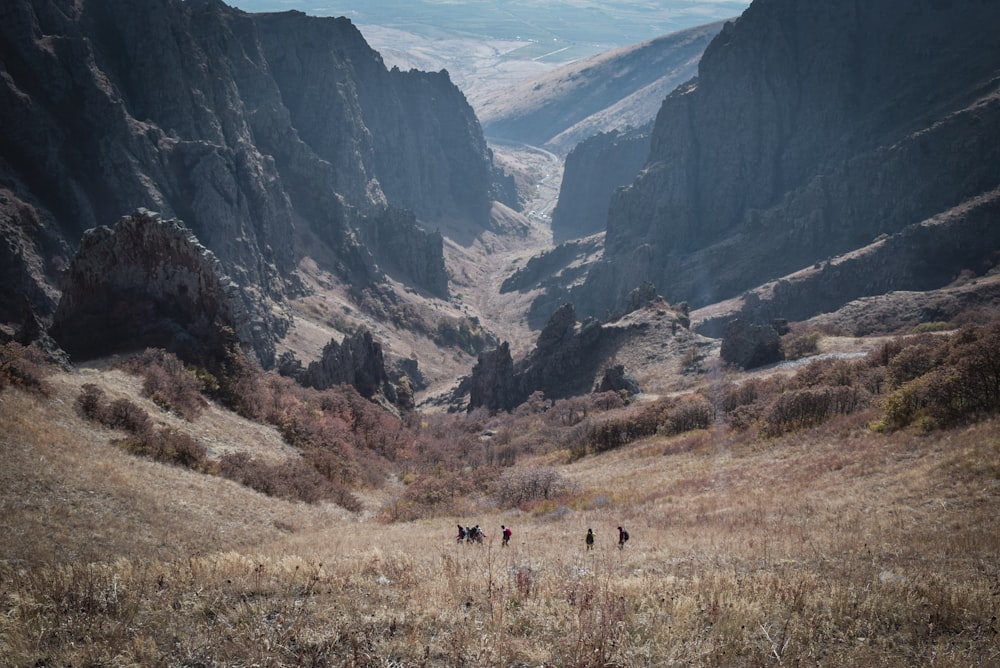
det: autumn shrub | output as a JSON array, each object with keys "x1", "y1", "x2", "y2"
[
  {"x1": 379, "y1": 465, "x2": 495, "y2": 521},
  {"x1": 214, "y1": 344, "x2": 269, "y2": 420},
  {"x1": 120, "y1": 348, "x2": 208, "y2": 420},
  {"x1": 493, "y1": 466, "x2": 573, "y2": 509},
  {"x1": 0, "y1": 341, "x2": 52, "y2": 395},
  {"x1": 910, "y1": 321, "x2": 952, "y2": 334},
  {"x1": 660, "y1": 396, "x2": 713, "y2": 434},
  {"x1": 381, "y1": 474, "x2": 462, "y2": 521},
  {"x1": 876, "y1": 322, "x2": 1000, "y2": 430},
  {"x1": 714, "y1": 376, "x2": 783, "y2": 414},
  {"x1": 885, "y1": 338, "x2": 947, "y2": 389},
  {"x1": 117, "y1": 427, "x2": 212, "y2": 472},
  {"x1": 782, "y1": 329, "x2": 823, "y2": 360},
  {"x1": 584, "y1": 415, "x2": 644, "y2": 454},
  {"x1": 75, "y1": 384, "x2": 152, "y2": 434},
  {"x1": 760, "y1": 385, "x2": 867, "y2": 437},
  {"x1": 217, "y1": 451, "x2": 348, "y2": 505}
]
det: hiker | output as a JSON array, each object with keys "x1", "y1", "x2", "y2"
[
  {"x1": 501, "y1": 525, "x2": 512, "y2": 547},
  {"x1": 617, "y1": 526, "x2": 629, "y2": 549},
  {"x1": 585, "y1": 528, "x2": 594, "y2": 550},
  {"x1": 456, "y1": 524, "x2": 467, "y2": 543},
  {"x1": 469, "y1": 525, "x2": 484, "y2": 544}
]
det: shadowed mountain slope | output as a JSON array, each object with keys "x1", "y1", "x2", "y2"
[
  {"x1": 536, "y1": 0, "x2": 1000, "y2": 327},
  {"x1": 0, "y1": 0, "x2": 512, "y2": 365}
]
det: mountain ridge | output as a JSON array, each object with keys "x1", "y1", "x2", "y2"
[
  {"x1": 478, "y1": 21, "x2": 726, "y2": 153},
  {"x1": 536, "y1": 0, "x2": 1000, "y2": 330},
  {"x1": 0, "y1": 0, "x2": 512, "y2": 370}
]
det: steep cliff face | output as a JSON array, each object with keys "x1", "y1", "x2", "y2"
[
  {"x1": 0, "y1": 0, "x2": 507, "y2": 361},
  {"x1": 253, "y1": 11, "x2": 508, "y2": 233},
  {"x1": 564, "y1": 0, "x2": 1000, "y2": 320},
  {"x1": 550, "y1": 126, "x2": 651, "y2": 244}
]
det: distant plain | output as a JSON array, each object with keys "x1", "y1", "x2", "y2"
[{"x1": 230, "y1": 1, "x2": 750, "y2": 108}]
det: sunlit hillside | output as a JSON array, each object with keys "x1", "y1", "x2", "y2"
[{"x1": 2, "y1": 321, "x2": 998, "y2": 665}]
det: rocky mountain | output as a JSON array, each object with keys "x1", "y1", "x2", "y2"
[
  {"x1": 550, "y1": 125, "x2": 651, "y2": 244},
  {"x1": 48, "y1": 209, "x2": 251, "y2": 371},
  {"x1": 0, "y1": 0, "x2": 514, "y2": 366},
  {"x1": 461, "y1": 298, "x2": 708, "y2": 413},
  {"x1": 536, "y1": 0, "x2": 1000, "y2": 328},
  {"x1": 478, "y1": 21, "x2": 725, "y2": 153}
]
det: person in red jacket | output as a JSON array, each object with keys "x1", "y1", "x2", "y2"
[
  {"x1": 501, "y1": 525, "x2": 512, "y2": 547},
  {"x1": 617, "y1": 526, "x2": 629, "y2": 549}
]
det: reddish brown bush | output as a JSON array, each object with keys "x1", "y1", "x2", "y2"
[
  {"x1": 760, "y1": 385, "x2": 867, "y2": 437},
  {"x1": 117, "y1": 427, "x2": 212, "y2": 472},
  {"x1": 0, "y1": 342, "x2": 52, "y2": 395},
  {"x1": 216, "y1": 451, "x2": 362, "y2": 509},
  {"x1": 120, "y1": 349, "x2": 208, "y2": 420},
  {"x1": 75, "y1": 384, "x2": 152, "y2": 434}
]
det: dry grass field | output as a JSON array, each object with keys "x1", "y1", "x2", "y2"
[{"x1": 2, "y1": 351, "x2": 998, "y2": 666}]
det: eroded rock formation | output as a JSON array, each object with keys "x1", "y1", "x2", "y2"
[{"x1": 49, "y1": 209, "x2": 253, "y2": 369}]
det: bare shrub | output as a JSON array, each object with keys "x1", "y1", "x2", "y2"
[
  {"x1": 715, "y1": 376, "x2": 783, "y2": 414},
  {"x1": 75, "y1": 384, "x2": 152, "y2": 434},
  {"x1": 660, "y1": 396, "x2": 713, "y2": 434},
  {"x1": 585, "y1": 416, "x2": 641, "y2": 454},
  {"x1": 0, "y1": 341, "x2": 52, "y2": 395},
  {"x1": 117, "y1": 427, "x2": 211, "y2": 472},
  {"x1": 761, "y1": 386, "x2": 867, "y2": 437},
  {"x1": 103, "y1": 397, "x2": 154, "y2": 434},
  {"x1": 493, "y1": 466, "x2": 573, "y2": 509},
  {"x1": 120, "y1": 349, "x2": 208, "y2": 420},
  {"x1": 782, "y1": 329, "x2": 822, "y2": 360},
  {"x1": 217, "y1": 451, "x2": 353, "y2": 506}
]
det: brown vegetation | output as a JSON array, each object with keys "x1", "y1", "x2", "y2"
[{"x1": 2, "y1": 325, "x2": 999, "y2": 665}]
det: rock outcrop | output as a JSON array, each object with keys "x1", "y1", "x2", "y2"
[
  {"x1": 719, "y1": 318, "x2": 782, "y2": 370},
  {"x1": 467, "y1": 304, "x2": 631, "y2": 412},
  {"x1": 300, "y1": 328, "x2": 394, "y2": 401},
  {"x1": 0, "y1": 0, "x2": 510, "y2": 360},
  {"x1": 695, "y1": 187, "x2": 1000, "y2": 338},
  {"x1": 49, "y1": 209, "x2": 253, "y2": 369},
  {"x1": 547, "y1": 0, "x2": 1000, "y2": 324},
  {"x1": 550, "y1": 127, "x2": 652, "y2": 244}
]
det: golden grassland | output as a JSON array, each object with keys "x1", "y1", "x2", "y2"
[{"x1": 2, "y1": 369, "x2": 999, "y2": 666}]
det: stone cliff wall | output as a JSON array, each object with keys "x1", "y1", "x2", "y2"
[
  {"x1": 0, "y1": 0, "x2": 507, "y2": 361},
  {"x1": 565, "y1": 0, "x2": 1000, "y2": 321},
  {"x1": 48, "y1": 209, "x2": 254, "y2": 368},
  {"x1": 551, "y1": 127, "x2": 651, "y2": 244}
]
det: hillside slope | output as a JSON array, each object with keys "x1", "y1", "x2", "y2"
[
  {"x1": 478, "y1": 21, "x2": 726, "y2": 153},
  {"x1": 2, "y1": 341, "x2": 998, "y2": 664}
]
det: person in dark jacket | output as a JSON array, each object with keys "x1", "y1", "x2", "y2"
[{"x1": 617, "y1": 526, "x2": 629, "y2": 549}]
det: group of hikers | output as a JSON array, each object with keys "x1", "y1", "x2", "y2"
[
  {"x1": 586, "y1": 526, "x2": 630, "y2": 550},
  {"x1": 457, "y1": 524, "x2": 629, "y2": 550}
]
